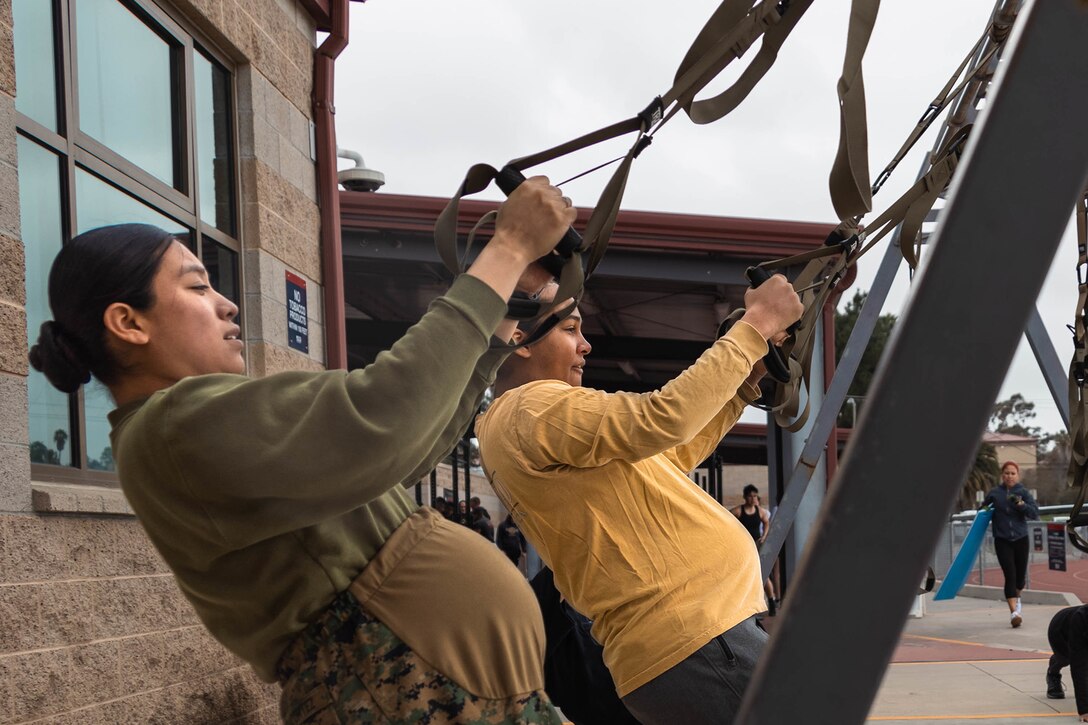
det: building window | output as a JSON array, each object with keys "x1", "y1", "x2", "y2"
[{"x1": 14, "y1": 0, "x2": 241, "y2": 483}]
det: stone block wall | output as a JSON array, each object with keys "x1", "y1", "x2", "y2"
[{"x1": 0, "y1": 517, "x2": 279, "y2": 723}]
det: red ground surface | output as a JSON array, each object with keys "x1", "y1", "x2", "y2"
[
  {"x1": 891, "y1": 635, "x2": 1045, "y2": 663},
  {"x1": 968, "y1": 558, "x2": 1088, "y2": 603}
]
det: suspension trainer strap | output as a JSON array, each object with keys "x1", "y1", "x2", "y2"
[
  {"x1": 828, "y1": 0, "x2": 881, "y2": 220},
  {"x1": 668, "y1": 0, "x2": 815, "y2": 124},
  {"x1": 871, "y1": 30, "x2": 992, "y2": 196},
  {"x1": 1067, "y1": 189, "x2": 1088, "y2": 552},
  {"x1": 435, "y1": 0, "x2": 822, "y2": 341},
  {"x1": 744, "y1": 125, "x2": 969, "y2": 429}
]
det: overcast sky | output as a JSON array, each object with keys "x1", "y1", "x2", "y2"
[{"x1": 333, "y1": 0, "x2": 1077, "y2": 438}]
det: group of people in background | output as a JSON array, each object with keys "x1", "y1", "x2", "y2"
[{"x1": 434, "y1": 495, "x2": 528, "y2": 567}]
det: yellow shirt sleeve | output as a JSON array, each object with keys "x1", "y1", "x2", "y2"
[{"x1": 511, "y1": 321, "x2": 768, "y2": 470}]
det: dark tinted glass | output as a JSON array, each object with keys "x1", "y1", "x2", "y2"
[
  {"x1": 202, "y1": 240, "x2": 239, "y2": 306},
  {"x1": 194, "y1": 52, "x2": 235, "y2": 234}
]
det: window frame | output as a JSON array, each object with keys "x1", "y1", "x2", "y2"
[{"x1": 17, "y1": 0, "x2": 243, "y2": 487}]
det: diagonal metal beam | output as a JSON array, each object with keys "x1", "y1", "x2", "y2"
[
  {"x1": 737, "y1": 2, "x2": 1088, "y2": 723},
  {"x1": 758, "y1": 236, "x2": 901, "y2": 577},
  {"x1": 1026, "y1": 304, "x2": 1071, "y2": 430}
]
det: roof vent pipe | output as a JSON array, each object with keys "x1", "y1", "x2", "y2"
[{"x1": 337, "y1": 147, "x2": 385, "y2": 192}]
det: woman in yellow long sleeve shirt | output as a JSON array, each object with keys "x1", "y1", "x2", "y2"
[{"x1": 477, "y1": 278, "x2": 802, "y2": 725}]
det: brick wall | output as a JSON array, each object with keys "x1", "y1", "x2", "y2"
[{"x1": 0, "y1": 517, "x2": 278, "y2": 723}]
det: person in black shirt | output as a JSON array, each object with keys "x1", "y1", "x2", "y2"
[
  {"x1": 529, "y1": 567, "x2": 640, "y2": 725},
  {"x1": 1046, "y1": 605, "x2": 1088, "y2": 721}
]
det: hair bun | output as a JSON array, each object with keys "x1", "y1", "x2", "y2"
[{"x1": 28, "y1": 321, "x2": 91, "y2": 393}]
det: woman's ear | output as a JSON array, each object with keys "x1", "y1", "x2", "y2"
[
  {"x1": 511, "y1": 329, "x2": 533, "y2": 359},
  {"x1": 102, "y1": 302, "x2": 150, "y2": 347}
]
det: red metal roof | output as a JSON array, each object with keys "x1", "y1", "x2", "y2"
[{"x1": 340, "y1": 191, "x2": 837, "y2": 259}]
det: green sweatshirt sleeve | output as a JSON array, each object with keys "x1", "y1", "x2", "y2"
[{"x1": 130, "y1": 275, "x2": 511, "y2": 550}]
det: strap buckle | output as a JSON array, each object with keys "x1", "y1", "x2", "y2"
[
  {"x1": 633, "y1": 135, "x2": 654, "y2": 159},
  {"x1": 506, "y1": 292, "x2": 542, "y2": 321},
  {"x1": 824, "y1": 228, "x2": 860, "y2": 254},
  {"x1": 638, "y1": 96, "x2": 664, "y2": 130}
]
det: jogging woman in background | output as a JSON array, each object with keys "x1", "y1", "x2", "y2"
[
  {"x1": 28, "y1": 177, "x2": 573, "y2": 724},
  {"x1": 982, "y1": 461, "x2": 1039, "y2": 628}
]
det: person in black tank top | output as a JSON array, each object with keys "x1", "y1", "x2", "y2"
[
  {"x1": 731, "y1": 485, "x2": 777, "y2": 612},
  {"x1": 738, "y1": 506, "x2": 763, "y2": 541}
]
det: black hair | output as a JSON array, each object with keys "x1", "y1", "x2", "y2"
[
  {"x1": 743, "y1": 484, "x2": 759, "y2": 497},
  {"x1": 28, "y1": 224, "x2": 178, "y2": 393}
]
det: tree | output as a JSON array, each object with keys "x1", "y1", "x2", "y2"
[
  {"x1": 833, "y1": 290, "x2": 897, "y2": 427},
  {"x1": 29, "y1": 441, "x2": 59, "y2": 465},
  {"x1": 989, "y1": 393, "x2": 1042, "y2": 439},
  {"x1": 1040, "y1": 429, "x2": 1071, "y2": 467},
  {"x1": 959, "y1": 443, "x2": 1000, "y2": 511},
  {"x1": 88, "y1": 446, "x2": 114, "y2": 471},
  {"x1": 53, "y1": 429, "x2": 67, "y2": 454}
]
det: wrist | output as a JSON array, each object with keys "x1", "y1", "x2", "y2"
[
  {"x1": 485, "y1": 230, "x2": 534, "y2": 271},
  {"x1": 738, "y1": 308, "x2": 776, "y2": 340}
]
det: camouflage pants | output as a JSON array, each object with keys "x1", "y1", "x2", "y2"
[{"x1": 277, "y1": 589, "x2": 562, "y2": 725}]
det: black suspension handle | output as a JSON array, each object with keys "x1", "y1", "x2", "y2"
[
  {"x1": 744, "y1": 266, "x2": 797, "y2": 384},
  {"x1": 495, "y1": 166, "x2": 584, "y2": 278}
]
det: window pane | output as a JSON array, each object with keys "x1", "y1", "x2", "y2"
[
  {"x1": 84, "y1": 385, "x2": 115, "y2": 471},
  {"x1": 74, "y1": 168, "x2": 179, "y2": 234},
  {"x1": 202, "y1": 240, "x2": 238, "y2": 306},
  {"x1": 18, "y1": 136, "x2": 71, "y2": 467},
  {"x1": 75, "y1": 169, "x2": 186, "y2": 472},
  {"x1": 76, "y1": 0, "x2": 176, "y2": 186},
  {"x1": 194, "y1": 52, "x2": 235, "y2": 234},
  {"x1": 13, "y1": 0, "x2": 59, "y2": 131}
]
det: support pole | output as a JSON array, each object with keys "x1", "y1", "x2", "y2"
[
  {"x1": 1026, "y1": 305, "x2": 1071, "y2": 429},
  {"x1": 759, "y1": 238, "x2": 902, "y2": 577}
]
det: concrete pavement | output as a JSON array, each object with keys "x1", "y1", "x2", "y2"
[{"x1": 868, "y1": 593, "x2": 1083, "y2": 724}]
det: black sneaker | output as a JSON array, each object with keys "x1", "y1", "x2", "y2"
[{"x1": 1046, "y1": 672, "x2": 1065, "y2": 699}]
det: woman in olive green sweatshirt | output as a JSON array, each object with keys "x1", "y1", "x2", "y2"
[{"x1": 28, "y1": 178, "x2": 573, "y2": 724}]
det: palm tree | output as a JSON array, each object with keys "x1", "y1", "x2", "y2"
[
  {"x1": 53, "y1": 428, "x2": 67, "y2": 454},
  {"x1": 960, "y1": 443, "x2": 1000, "y2": 511}
]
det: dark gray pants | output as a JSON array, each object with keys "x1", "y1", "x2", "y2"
[{"x1": 620, "y1": 616, "x2": 767, "y2": 725}]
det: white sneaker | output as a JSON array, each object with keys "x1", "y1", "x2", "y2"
[{"x1": 1011, "y1": 610, "x2": 1023, "y2": 628}]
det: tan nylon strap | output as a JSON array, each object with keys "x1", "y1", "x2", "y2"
[
  {"x1": 871, "y1": 30, "x2": 993, "y2": 195},
  {"x1": 670, "y1": 0, "x2": 816, "y2": 126},
  {"x1": 435, "y1": 163, "x2": 502, "y2": 276},
  {"x1": 754, "y1": 129, "x2": 968, "y2": 429},
  {"x1": 828, "y1": 0, "x2": 881, "y2": 220},
  {"x1": 506, "y1": 116, "x2": 645, "y2": 173},
  {"x1": 897, "y1": 152, "x2": 959, "y2": 269}
]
